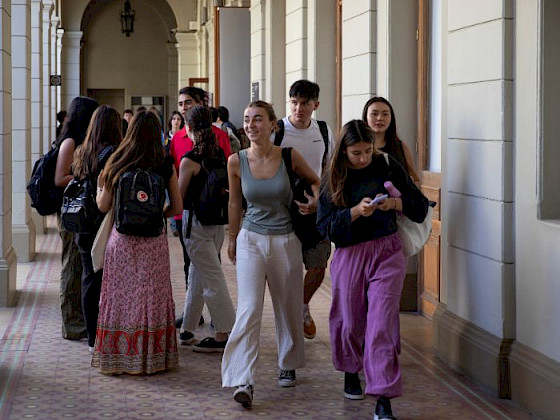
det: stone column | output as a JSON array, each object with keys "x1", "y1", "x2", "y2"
[
  {"x1": 176, "y1": 32, "x2": 198, "y2": 90},
  {"x1": 56, "y1": 27, "x2": 62, "y2": 113},
  {"x1": 50, "y1": 16, "x2": 58, "y2": 144},
  {"x1": 306, "y1": 0, "x2": 336, "y2": 127},
  {"x1": 42, "y1": 2, "x2": 52, "y2": 152},
  {"x1": 30, "y1": 0, "x2": 43, "y2": 166},
  {"x1": 12, "y1": 0, "x2": 36, "y2": 263},
  {"x1": 60, "y1": 30, "x2": 82, "y2": 110},
  {"x1": 340, "y1": 1, "x2": 377, "y2": 122},
  {"x1": 167, "y1": 42, "x2": 178, "y2": 116},
  {"x1": 0, "y1": 0, "x2": 18, "y2": 306},
  {"x1": 30, "y1": 0, "x2": 44, "y2": 234},
  {"x1": 285, "y1": 0, "x2": 308, "y2": 107}
]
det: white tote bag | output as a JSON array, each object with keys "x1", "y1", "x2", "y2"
[
  {"x1": 91, "y1": 208, "x2": 114, "y2": 272},
  {"x1": 383, "y1": 153, "x2": 433, "y2": 257},
  {"x1": 397, "y1": 206, "x2": 433, "y2": 257}
]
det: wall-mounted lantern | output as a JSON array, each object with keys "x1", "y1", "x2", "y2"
[{"x1": 120, "y1": 0, "x2": 135, "y2": 37}]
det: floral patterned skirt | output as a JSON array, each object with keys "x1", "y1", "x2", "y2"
[{"x1": 91, "y1": 227, "x2": 178, "y2": 375}]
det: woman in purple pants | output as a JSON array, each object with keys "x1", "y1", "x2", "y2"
[{"x1": 317, "y1": 120, "x2": 428, "y2": 420}]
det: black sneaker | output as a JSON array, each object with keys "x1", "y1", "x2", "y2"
[
  {"x1": 233, "y1": 384, "x2": 253, "y2": 408},
  {"x1": 175, "y1": 314, "x2": 183, "y2": 329},
  {"x1": 179, "y1": 331, "x2": 195, "y2": 345},
  {"x1": 374, "y1": 396, "x2": 396, "y2": 420},
  {"x1": 193, "y1": 337, "x2": 227, "y2": 353},
  {"x1": 344, "y1": 372, "x2": 364, "y2": 400},
  {"x1": 278, "y1": 369, "x2": 296, "y2": 387}
]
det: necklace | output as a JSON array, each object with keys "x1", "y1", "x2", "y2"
[{"x1": 252, "y1": 144, "x2": 273, "y2": 161}]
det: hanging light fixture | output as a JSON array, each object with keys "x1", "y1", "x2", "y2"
[{"x1": 120, "y1": 0, "x2": 135, "y2": 37}]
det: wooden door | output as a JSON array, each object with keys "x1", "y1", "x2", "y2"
[{"x1": 417, "y1": 0, "x2": 441, "y2": 318}]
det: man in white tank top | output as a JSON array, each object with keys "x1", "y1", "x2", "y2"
[{"x1": 274, "y1": 80, "x2": 335, "y2": 340}]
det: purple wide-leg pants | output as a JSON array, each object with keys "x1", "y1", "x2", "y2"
[{"x1": 329, "y1": 233, "x2": 406, "y2": 398}]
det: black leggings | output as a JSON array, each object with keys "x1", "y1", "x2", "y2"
[
  {"x1": 75, "y1": 233, "x2": 102, "y2": 347},
  {"x1": 175, "y1": 218, "x2": 191, "y2": 290}
]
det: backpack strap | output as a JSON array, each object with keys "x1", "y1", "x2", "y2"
[
  {"x1": 274, "y1": 119, "x2": 285, "y2": 146},
  {"x1": 281, "y1": 147, "x2": 297, "y2": 193},
  {"x1": 317, "y1": 120, "x2": 329, "y2": 166}
]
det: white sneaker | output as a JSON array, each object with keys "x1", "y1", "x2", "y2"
[
  {"x1": 233, "y1": 384, "x2": 253, "y2": 408},
  {"x1": 88, "y1": 346, "x2": 95, "y2": 355}
]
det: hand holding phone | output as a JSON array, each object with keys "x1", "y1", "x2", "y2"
[{"x1": 368, "y1": 194, "x2": 388, "y2": 206}]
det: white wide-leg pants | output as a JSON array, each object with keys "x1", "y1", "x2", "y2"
[{"x1": 221, "y1": 228, "x2": 305, "y2": 387}]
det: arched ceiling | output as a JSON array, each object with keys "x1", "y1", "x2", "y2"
[{"x1": 79, "y1": 0, "x2": 179, "y2": 42}]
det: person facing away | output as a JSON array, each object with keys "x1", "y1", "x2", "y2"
[
  {"x1": 92, "y1": 111, "x2": 182, "y2": 375},
  {"x1": 316, "y1": 120, "x2": 429, "y2": 420},
  {"x1": 272, "y1": 79, "x2": 335, "y2": 341},
  {"x1": 54, "y1": 96, "x2": 99, "y2": 341},
  {"x1": 221, "y1": 100, "x2": 320, "y2": 408},
  {"x1": 56, "y1": 110, "x2": 67, "y2": 138},
  {"x1": 177, "y1": 105, "x2": 236, "y2": 353},
  {"x1": 169, "y1": 86, "x2": 231, "y2": 328},
  {"x1": 71, "y1": 105, "x2": 122, "y2": 354},
  {"x1": 362, "y1": 97, "x2": 420, "y2": 182}
]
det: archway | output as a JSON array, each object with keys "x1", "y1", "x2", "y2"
[{"x1": 80, "y1": 0, "x2": 179, "y2": 120}]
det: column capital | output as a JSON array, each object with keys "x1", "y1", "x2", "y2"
[
  {"x1": 62, "y1": 30, "x2": 83, "y2": 47},
  {"x1": 175, "y1": 32, "x2": 197, "y2": 46}
]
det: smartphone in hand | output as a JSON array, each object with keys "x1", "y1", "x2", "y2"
[{"x1": 368, "y1": 194, "x2": 388, "y2": 206}]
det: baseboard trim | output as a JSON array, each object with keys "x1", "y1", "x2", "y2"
[
  {"x1": 433, "y1": 303, "x2": 512, "y2": 398},
  {"x1": 510, "y1": 341, "x2": 560, "y2": 420}
]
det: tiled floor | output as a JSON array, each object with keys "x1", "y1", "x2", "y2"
[{"x1": 0, "y1": 217, "x2": 537, "y2": 419}]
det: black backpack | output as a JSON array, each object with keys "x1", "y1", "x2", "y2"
[
  {"x1": 274, "y1": 119, "x2": 330, "y2": 168},
  {"x1": 185, "y1": 155, "x2": 229, "y2": 237},
  {"x1": 60, "y1": 146, "x2": 114, "y2": 234},
  {"x1": 115, "y1": 169, "x2": 166, "y2": 237},
  {"x1": 27, "y1": 145, "x2": 63, "y2": 216},
  {"x1": 281, "y1": 147, "x2": 326, "y2": 251}
]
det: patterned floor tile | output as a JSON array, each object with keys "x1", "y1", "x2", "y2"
[{"x1": 0, "y1": 220, "x2": 537, "y2": 420}]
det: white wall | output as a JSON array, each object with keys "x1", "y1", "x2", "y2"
[
  {"x1": 217, "y1": 7, "x2": 250, "y2": 128},
  {"x1": 515, "y1": 0, "x2": 560, "y2": 362},
  {"x1": 445, "y1": 0, "x2": 514, "y2": 338}
]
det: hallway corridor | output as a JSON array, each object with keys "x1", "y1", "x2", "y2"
[{"x1": 0, "y1": 218, "x2": 535, "y2": 419}]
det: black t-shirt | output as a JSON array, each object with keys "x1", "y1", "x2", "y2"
[{"x1": 317, "y1": 154, "x2": 429, "y2": 248}]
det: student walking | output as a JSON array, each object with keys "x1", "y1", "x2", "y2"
[
  {"x1": 221, "y1": 101, "x2": 320, "y2": 408},
  {"x1": 92, "y1": 111, "x2": 181, "y2": 375},
  {"x1": 362, "y1": 97, "x2": 419, "y2": 181},
  {"x1": 273, "y1": 79, "x2": 335, "y2": 340},
  {"x1": 72, "y1": 105, "x2": 122, "y2": 353},
  {"x1": 177, "y1": 105, "x2": 235, "y2": 352},
  {"x1": 170, "y1": 87, "x2": 231, "y2": 328},
  {"x1": 317, "y1": 120, "x2": 429, "y2": 419},
  {"x1": 54, "y1": 96, "x2": 99, "y2": 341}
]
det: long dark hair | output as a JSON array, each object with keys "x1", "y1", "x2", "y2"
[
  {"x1": 73, "y1": 105, "x2": 122, "y2": 179},
  {"x1": 185, "y1": 106, "x2": 219, "y2": 159},
  {"x1": 101, "y1": 111, "x2": 164, "y2": 193},
  {"x1": 361, "y1": 96, "x2": 408, "y2": 173},
  {"x1": 167, "y1": 111, "x2": 185, "y2": 133},
  {"x1": 55, "y1": 96, "x2": 99, "y2": 147},
  {"x1": 328, "y1": 119, "x2": 378, "y2": 207}
]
